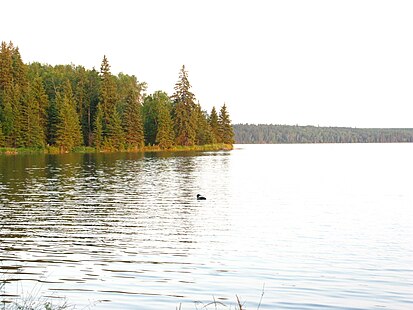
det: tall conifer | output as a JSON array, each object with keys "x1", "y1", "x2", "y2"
[
  {"x1": 218, "y1": 104, "x2": 234, "y2": 144},
  {"x1": 209, "y1": 106, "x2": 219, "y2": 143},
  {"x1": 171, "y1": 65, "x2": 197, "y2": 146},
  {"x1": 124, "y1": 89, "x2": 144, "y2": 150},
  {"x1": 155, "y1": 91, "x2": 175, "y2": 149},
  {"x1": 98, "y1": 55, "x2": 123, "y2": 150},
  {"x1": 55, "y1": 80, "x2": 82, "y2": 151}
]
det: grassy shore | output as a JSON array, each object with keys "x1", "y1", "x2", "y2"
[{"x1": 0, "y1": 144, "x2": 233, "y2": 155}]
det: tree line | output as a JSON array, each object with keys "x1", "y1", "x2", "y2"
[
  {"x1": 233, "y1": 124, "x2": 413, "y2": 144},
  {"x1": 0, "y1": 41, "x2": 234, "y2": 152}
]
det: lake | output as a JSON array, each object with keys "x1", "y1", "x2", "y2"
[{"x1": 1, "y1": 144, "x2": 412, "y2": 309}]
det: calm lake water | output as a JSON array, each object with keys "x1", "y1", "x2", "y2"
[{"x1": 1, "y1": 144, "x2": 412, "y2": 309}]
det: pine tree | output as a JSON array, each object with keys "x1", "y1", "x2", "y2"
[
  {"x1": 171, "y1": 65, "x2": 197, "y2": 146},
  {"x1": 218, "y1": 104, "x2": 234, "y2": 144}
]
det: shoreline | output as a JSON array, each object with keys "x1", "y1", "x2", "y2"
[{"x1": 0, "y1": 144, "x2": 233, "y2": 155}]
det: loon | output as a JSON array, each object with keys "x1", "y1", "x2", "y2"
[{"x1": 197, "y1": 194, "x2": 206, "y2": 200}]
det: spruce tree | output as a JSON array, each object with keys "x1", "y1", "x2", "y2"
[
  {"x1": 195, "y1": 104, "x2": 213, "y2": 145},
  {"x1": 0, "y1": 123, "x2": 4, "y2": 147},
  {"x1": 86, "y1": 69, "x2": 100, "y2": 146},
  {"x1": 55, "y1": 80, "x2": 82, "y2": 151},
  {"x1": 23, "y1": 76, "x2": 48, "y2": 147},
  {"x1": 23, "y1": 85, "x2": 45, "y2": 148},
  {"x1": 171, "y1": 65, "x2": 197, "y2": 146},
  {"x1": 218, "y1": 104, "x2": 234, "y2": 144},
  {"x1": 99, "y1": 55, "x2": 123, "y2": 150},
  {"x1": 1, "y1": 85, "x2": 14, "y2": 146},
  {"x1": 47, "y1": 99, "x2": 59, "y2": 145},
  {"x1": 11, "y1": 84, "x2": 24, "y2": 147},
  {"x1": 154, "y1": 91, "x2": 175, "y2": 149},
  {"x1": 124, "y1": 89, "x2": 144, "y2": 150},
  {"x1": 209, "y1": 106, "x2": 219, "y2": 143},
  {"x1": 94, "y1": 103, "x2": 103, "y2": 149},
  {"x1": 104, "y1": 107, "x2": 124, "y2": 150},
  {"x1": 0, "y1": 41, "x2": 13, "y2": 95},
  {"x1": 142, "y1": 94, "x2": 158, "y2": 146}
]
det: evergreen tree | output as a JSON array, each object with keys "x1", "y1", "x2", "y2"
[
  {"x1": 0, "y1": 41, "x2": 13, "y2": 95},
  {"x1": 1, "y1": 85, "x2": 14, "y2": 146},
  {"x1": 209, "y1": 106, "x2": 219, "y2": 143},
  {"x1": 142, "y1": 94, "x2": 158, "y2": 146},
  {"x1": 0, "y1": 42, "x2": 14, "y2": 147},
  {"x1": 22, "y1": 76, "x2": 48, "y2": 147},
  {"x1": 155, "y1": 91, "x2": 175, "y2": 149},
  {"x1": 171, "y1": 65, "x2": 197, "y2": 146},
  {"x1": 93, "y1": 103, "x2": 103, "y2": 149},
  {"x1": 218, "y1": 104, "x2": 234, "y2": 144},
  {"x1": 143, "y1": 91, "x2": 175, "y2": 148},
  {"x1": 74, "y1": 66, "x2": 88, "y2": 145},
  {"x1": 104, "y1": 107, "x2": 124, "y2": 150},
  {"x1": 85, "y1": 68, "x2": 100, "y2": 146},
  {"x1": 23, "y1": 83, "x2": 45, "y2": 148},
  {"x1": 11, "y1": 83, "x2": 24, "y2": 147},
  {"x1": 124, "y1": 88, "x2": 144, "y2": 150},
  {"x1": 55, "y1": 81, "x2": 82, "y2": 151},
  {"x1": 0, "y1": 123, "x2": 4, "y2": 147},
  {"x1": 98, "y1": 55, "x2": 123, "y2": 150},
  {"x1": 0, "y1": 42, "x2": 27, "y2": 147},
  {"x1": 30, "y1": 76, "x2": 49, "y2": 133},
  {"x1": 11, "y1": 46, "x2": 28, "y2": 90},
  {"x1": 46, "y1": 99, "x2": 59, "y2": 145},
  {"x1": 194, "y1": 104, "x2": 213, "y2": 145}
]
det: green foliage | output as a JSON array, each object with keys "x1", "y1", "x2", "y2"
[
  {"x1": 93, "y1": 103, "x2": 103, "y2": 149},
  {"x1": 218, "y1": 104, "x2": 235, "y2": 144},
  {"x1": 55, "y1": 81, "x2": 82, "y2": 151},
  {"x1": 172, "y1": 65, "x2": 197, "y2": 146},
  {"x1": 121, "y1": 75, "x2": 145, "y2": 150},
  {"x1": 209, "y1": 106, "x2": 219, "y2": 143},
  {"x1": 142, "y1": 93, "x2": 158, "y2": 145},
  {"x1": 143, "y1": 91, "x2": 175, "y2": 149},
  {"x1": 98, "y1": 55, "x2": 125, "y2": 151},
  {"x1": 155, "y1": 92, "x2": 175, "y2": 149},
  {"x1": 195, "y1": 104, "x2": 213, "y2": 145},
  {"x1": 0, "y1": 123, "x2": 4, "y2": 147},
  {"x1": 0, "y1": 42, "x2": 234, "y2": 153}
]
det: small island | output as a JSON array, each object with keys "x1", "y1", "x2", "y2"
[{"x1": 0, "y1": 41, "x2": 234, "y2": 154}]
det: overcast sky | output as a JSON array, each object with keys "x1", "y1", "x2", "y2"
[{"x1": 2, "y1": 0, "x2": 412, "y2": 127}]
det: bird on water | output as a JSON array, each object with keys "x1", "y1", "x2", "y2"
[{"x1": 197, "y1": 194, "x2": 206, "y2": 200}]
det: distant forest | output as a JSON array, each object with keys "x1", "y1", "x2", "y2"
[
  {"x1": 0, "y1": 41, "x2": 234, "y2": 152},
  {"x1": 233, "y1": 124, "x2": 413, "y2": 144}
]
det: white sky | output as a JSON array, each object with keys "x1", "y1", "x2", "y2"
[{"x1": 1, "y1": 0, "x2": 412, "y2": 127}]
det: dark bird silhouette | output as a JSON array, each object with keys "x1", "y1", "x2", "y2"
[{"x1": 197, "y1": 194, "x2": 206, "y2": 200}]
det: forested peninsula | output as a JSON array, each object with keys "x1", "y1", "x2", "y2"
[
  {"x1": 234, "y1": 124, "x2": 413, "y2": 144},
  {"x1": 0, "y1": 41, "x2": 234, "y2": 153}
]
